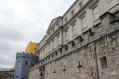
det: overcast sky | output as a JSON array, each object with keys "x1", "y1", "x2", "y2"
[{"x1": 0, "y1": 0, "x2": 75, "y2": 68}]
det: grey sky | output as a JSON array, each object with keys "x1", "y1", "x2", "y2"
[{"x1": 0, "y1": 0, "x2": 75, "y2": 68}]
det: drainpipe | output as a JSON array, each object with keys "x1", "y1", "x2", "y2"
[{"x1": 94, "y1": 42, "x2": 100, "y2": 79}]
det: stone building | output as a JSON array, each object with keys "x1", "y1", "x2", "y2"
[{"x1": 28, "y1": 0, "x2": 119, "y2": 79}]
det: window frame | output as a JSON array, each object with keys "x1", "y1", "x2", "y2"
[
  {"x1": 17, "y1": 61, "x2": 22, "y2": 67},
  {"x1": 71, "y1": 20, "x2": 77, "y2": 36},
  {"x1": 65, "y1": 17, "x2": 68, "y2": 23},
  {"x1": 71, "y1": 10, "x2": 75, "y2": 16},
  {"x1": 57, "y1": 33, "x2": 60, "y2": 46},
  {"x1": 92, "y1": 5, "x2": 100, "y2": 22},
  {"x1": 81, "y1": 15, "x2": 87, "y2": 30},
  {"x1": 79, "y1": 1, "x2": 83, "y2": 9},
  {"x1": 99, "y1": 56, "x2": 108, "y2": 69},
  {"x1": 64, "y1": 28, "x2": 69, "y2": 42},
  {"x1": 24, "y1": 60, "x2": 29, "y2": 67}
]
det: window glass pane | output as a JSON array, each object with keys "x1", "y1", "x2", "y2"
[{"x1": 24, "y1": 61, "x2": 28, "y2": 66}]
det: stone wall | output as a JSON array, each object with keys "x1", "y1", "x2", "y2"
[
  {"x1": 36, "y1": 12, "x2": 119, "y2": 79},
  {"x1": 29, "y1": 9, "x2": 119, "y2": 79},
  {"x1": 44, "y1": 32, "x2": 119, "y2": 79}
]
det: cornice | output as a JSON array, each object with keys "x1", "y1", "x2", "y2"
[{"x1": 63, "y1": 0, "x2": 98, "y2": 29}]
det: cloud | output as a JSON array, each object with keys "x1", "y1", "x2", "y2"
[{"x1": 0, "y1": 0, "x2": 75, "y2": 68}]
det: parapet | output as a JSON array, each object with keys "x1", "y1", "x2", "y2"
[{"x1": 16, "y1": 52, "x2": 38, "y2": 60}]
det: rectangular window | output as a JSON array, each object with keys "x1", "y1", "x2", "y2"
[
  {"x1": 52, "y1": 28, "x2": 54, "y2": 32},
  {"x1": 24, "y1": 61, "x2": 28, "y2": 66},
  {"x1": 71, "y1": 21, "x2": 77, "y2": 36},
  {"x1": 79, "y1": 1, "x2": 83, "y2": 9},
  {"x1": 50, "y1": 42, "x2": 52, "y2": 51},
  {"x1": 57, "y1": 34, "x2": 60, "y2": 46},
  {"x1": 65, "y1": 17, "x2": 67, "y2": 22},
  {"x1": 81, "y1": 15, "x2": 87, "y2": 30},
  {"x1": 108, "y1": 0, "x2": 118, "y2": 8},
  {"x1": 92, "y1": 5, "x2": 100, "y2": 21},
  {"x1": 17, "y1": 61, "x2": 22, "y2": 67},
  {"x1": 100, "y1": 56, "x2": 108, "y2": 68},
  {"x1": 71, "y1": 10, "x2": 74, "y2": 16},
  {"x1": 56, "y1": 22, "x2": 60, "y2": 26},
  {"x1": 65, "y1": 29, "x2": 69, "y2": 42},
  {"x1": 48, "y1": 43, "x2": 50, "y2": 52},
  {"x1": 52, "y1": 38, "x2": 54, "y2": 49}
]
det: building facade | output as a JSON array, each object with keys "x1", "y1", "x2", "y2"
[
  {"x1": 0, "y1": 70, "x2": 14, "y2": 79},
  {"x1": 14, "y1": 52, "x2": 38, "y2": 79},
  {"x1": 29, "y1": 0, "x2": 119, "y2": 79}
]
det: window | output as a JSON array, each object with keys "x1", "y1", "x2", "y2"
[
  {"x1": 51, "y1": 54, "x2": 54, "y2": 58},
  {"x1": 79, "y1": 1, "x2": 83, "y2": 9},
  {"x1": 41, "y1": 49, "x2": 42, "y2": 53},
  {"x1": 81, "y1": 15, "x2": 87, "y2": 30},
  {"x1": 52, "y1": 38, "x2": 55, "y2": 49},
  {"x1": 65, "y1": 17, "x2": 67, "y2": 22},
  {"x1": 17, "y1": 61, "x2": 22, "y2": 67},
  {"x1": 100, "y1": 56, "x2": 108, "y2": 68},
  {"x1": 48, "y1": 56, "x2": 50, "y2": 59},
  {"x1": 48, "y1": 43, "x2": 50, "y2": 51},
  {"x1": 24, "y1": 61, "x2": 28, "y2": 66},
  {"x1": 108, "y1": 0, "x2": 116, "y2": 8},
  {"x1": 52, "y1": 28, "x2": 54, "y2": 32},
  {"x1": 65, "y1": 29, "x2": 69, "y2": 42},
  {"x1": 57, "y1": 34, "x2": 60, "y2": 46},
  {"x1": 71, "y1": 21, "x2": 77, "y2": 36},
  {"x1": 71, "y1": 10, "x2": 74, "y2": 16},
  {"x1": 92, "y1": 5, "x2": 100, "y2": 21},
  {"x1": 31, "y1": 63, "x2": 34, "y2": 66},
  {"x1": 50, "y1": 42, "x2": 52, "y2": 51},
  {"x1": 56, "y1": 22, "x2": 60, "y2": 26}
]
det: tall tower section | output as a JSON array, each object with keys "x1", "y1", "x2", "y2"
[{"x1": 14, "y1": 52, "x2": 38, "y2": 79}]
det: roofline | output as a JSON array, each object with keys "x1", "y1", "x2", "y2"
[
  {"x1": 37, "y1": 35, "x2": 47, "y2": 46},
  {"x1": 62, "y1": 0, "x2": 78, "y2": 17},
  {"x1": 46, "y1": 16, "x2": 62, "y2": 33}
]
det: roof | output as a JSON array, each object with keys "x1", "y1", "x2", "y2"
[
  {"x1": 47, "y1": 16, "x2": 61, "y2": 33},
  {"x1": 0, "y1": 71, "x2": 14, "y2": 77}
]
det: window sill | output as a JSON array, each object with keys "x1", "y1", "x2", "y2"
[
  {"x1": 65, "y1": 39, "x2": 69, "y2": 43},
  {"x1": 81, "y1": 26, "x2": 88, "y2": 32},
  {"x1": 93, "y1": 19, "x2": 100, "y2": 26},
  {"x1": 72, "y1": 33, "x2": 77, "y2": 38}
]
